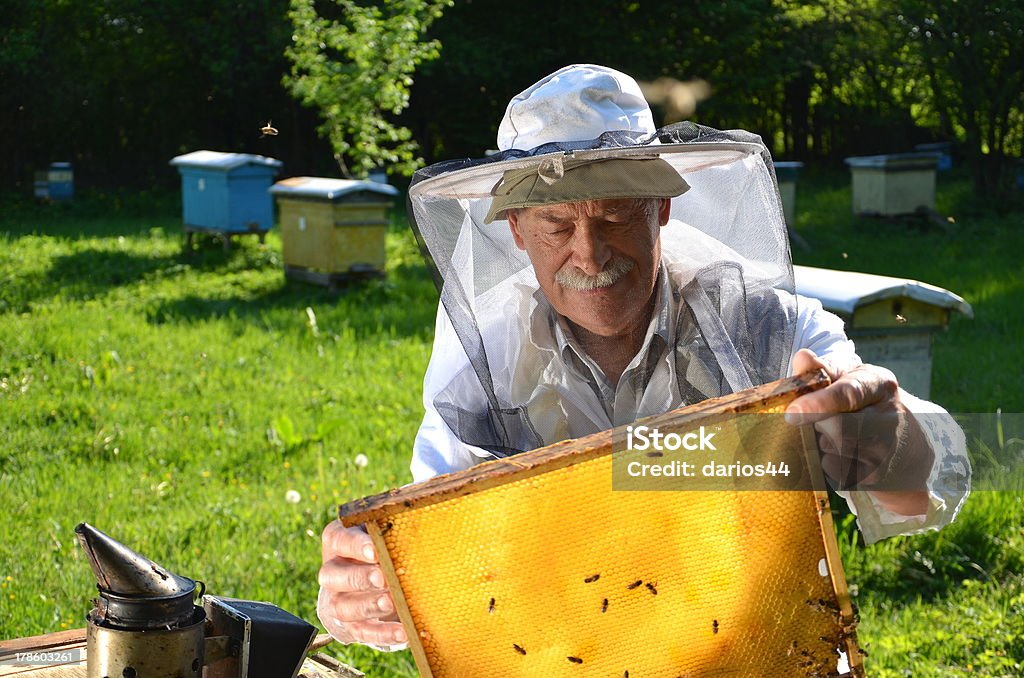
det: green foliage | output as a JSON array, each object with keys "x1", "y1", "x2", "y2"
[
  {"x1": 895, "y1": 0, "x2": 1024, "y2": 198},
  {"x1": 0, "y1": 193, "x2": 434, "y2": 674},
  {"x1": 4, "y1": 0, "x2": 1021, "y2": 203},
  {"x1": 283, "y1": 0, "x2": 452, "y2": 178}
]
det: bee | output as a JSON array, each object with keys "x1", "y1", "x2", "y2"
[
  {"x1": 567, "y1": 656, "x2": 583, "y2": 664},
  {"x1": 584, "y1": 574, "x2": 600, "y2": 583},
  {"x1": 712, "y1": 619, "x2": 719, "y2": 634},
  {"x1": 857, "y1": 647, "x2": 870, "y2": 657},
  {"x1": 601, "y1": 598, "x2": 608, "y2": 613},
  {"x1": 260, "y1": 120, "x2": 279, "y2": 138},
  {"x1": 895, "y1": 313, "x2": 907, "y2": 324},
  {"x1": 627, "y1": 580, "x2": 643, "y2": 590},
  {"x1": 624, "y1": 672, "x2": 629, "y2": 677},
  {"x1": 787, "y1": 640, "x2": 798, "y2": 656},
  {"x1": 512, "y1": 644, "x2": 526, "y2": 655},
  {"x1": 380, "y1": 521, "x2": 393, "y2": 536},
  {"x1": 488, "y1": 597, "x2": 495, "y2": 614},
  {"x1": 645, "y1": 451, "x2": 664, "y2": 458},
  {"x1": 645, "y1": 582, "x2": 658, "y2": 595}
]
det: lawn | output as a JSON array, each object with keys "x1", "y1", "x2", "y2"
[{"x1": 1, "y1": 171, "x2": 1021, "y2": 676}]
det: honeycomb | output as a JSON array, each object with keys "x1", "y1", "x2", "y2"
[{"x1": 342, "y1": 373, "x2": 862, "y2": 677}]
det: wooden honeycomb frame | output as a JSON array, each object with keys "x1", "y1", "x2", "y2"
[{"x1": 341, "y1": 370, "x2": 864, "y2": 677}]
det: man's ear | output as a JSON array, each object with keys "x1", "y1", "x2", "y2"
[
  {"x1": 657, "y1": 197, "x2": 672, "y2": 226},
  {"x1": 507, "y1": 210, "x2": 527, "y2": 250}
]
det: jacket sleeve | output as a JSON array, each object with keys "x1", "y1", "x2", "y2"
[
  {"x1": 411, "y1": 300, "x2": 496, "y2": 483},
  {"x1": 790, "y1": 295, "x2": 971, "y2": 544}
]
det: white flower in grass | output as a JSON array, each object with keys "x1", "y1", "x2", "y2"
[
  {"x1": 353, "y1": 454, "x2": 369, "y2": 469},
  {"x1": 285, "y1": 489, "x2": 301, "y2": 504}
]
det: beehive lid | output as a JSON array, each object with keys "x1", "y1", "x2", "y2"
[
  {"x1": 774, "y1": 160, "x2": 804, "y2": 181},
  {"x1": 843, "y1": 152, "x2": 939, "y2": 170},
  {"x1": 169, "y1": 150, "x2": 282, "y2": 170},
  {"x1": 340, "y1": 371, "x2": 865, "y2": 677},
  {"x1": 794, "y1": 265, "x2": 973, "y2": 318},
  {"x1": 269, "y1": 176, "x2": 398, "y2": 200}
]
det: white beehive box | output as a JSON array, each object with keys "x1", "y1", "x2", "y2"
[
  {"x1": 844, "y1": 153, "x2": 939, "y2": 217},
  {"x1": 794, "y1": 265, "x2": 973, "y2": 398}
]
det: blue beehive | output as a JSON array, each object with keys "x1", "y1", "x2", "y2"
[
  {"x1": 47, "y1": 162, "x2": 74, "y2": 201},
  {"x1": 169, "y1": 150, "x2": 282, "y2": 237}
]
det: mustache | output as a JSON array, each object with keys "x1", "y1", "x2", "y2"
[{"x1": 554, "y1": 255, "x2": 635, "y2": 291}]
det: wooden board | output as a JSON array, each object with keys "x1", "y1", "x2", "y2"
[{"x1": 0, "y1": 631, "x2": 362, "y2": 678}]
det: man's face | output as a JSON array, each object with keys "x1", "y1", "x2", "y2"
[{"x1": 507, "y1": 198, "x2": 671, "y2": 338}]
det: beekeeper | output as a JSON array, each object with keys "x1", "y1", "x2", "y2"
[{"x1": 316, "y1": 64, "x2": 971, "y2": 650}]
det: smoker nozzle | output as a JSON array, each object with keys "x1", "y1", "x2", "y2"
[{"x1": 75, "y1": 522, "x2": 200, "y2": 630}]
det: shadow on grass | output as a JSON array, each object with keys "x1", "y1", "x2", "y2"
[
  {"x1": 145, "y1": 259, "x2": 439, "y2": 341},
  {"x1": 0, "y1": 189, "x2": 181, "y2": 241},
  {"x1": 0, "y1": 239, "x2": 278, "y2": 313}
]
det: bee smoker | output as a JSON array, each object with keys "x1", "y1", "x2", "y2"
[{"x1": 75, "y1": 523, "x2": 317, "y2": 678}]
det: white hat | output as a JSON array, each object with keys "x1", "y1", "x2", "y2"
[{"x1": 496, "y1": 64, "x2": 656, "y2": 152}]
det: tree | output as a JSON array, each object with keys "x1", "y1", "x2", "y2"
[
  {"x1": 283, "y1": 0, "x2": 451, "y2": 179},
  {"x1": 897, "y1": 1, "x2": 1024, "y2": 199}
]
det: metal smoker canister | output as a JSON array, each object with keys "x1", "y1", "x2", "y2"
[{"x1": 76, "y1": 523, "x2": 205, "y2": 678}]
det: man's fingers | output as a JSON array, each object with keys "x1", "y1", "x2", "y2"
[
  {"x1": 337, "y1": 620, "x2": 408, "y2": 646},
  {"x1": 790, "y1": 348, "x2": 834, "y2": 380},
  {"x1": 322, "y1": 520, "x2": 377, "y2": 563},
  {"x1": 319, "y1": 558, "x2": 387, "y2": 593},
  {"x1": 325, "y1": 590, "x2": 397, "y2": 622},
  {"x1": 787, "y1": 364, "x2": 897, "y2": 424}
]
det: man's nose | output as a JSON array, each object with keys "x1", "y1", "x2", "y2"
[{"x1": 571, "y1": 225, "x2": 611, "y2": 275}]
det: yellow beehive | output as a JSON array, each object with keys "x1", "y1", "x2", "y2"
[
  {"x1": 269, "y1": 176, "x2": 398, "y2": 285},
  {"x1": 341, "y1": 371, "x2": 864, "y2": 677}
]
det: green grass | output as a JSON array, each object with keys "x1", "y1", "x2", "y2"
[
  {"x1": 1, "y1": 173, "x2": 1022, "y2": 676},
  {"x1": 0, "y1": 192, "x2": 433, "y2": 674},
  {"x1": 792, "y1": 167, "x2": 1024, "y2": 677}
]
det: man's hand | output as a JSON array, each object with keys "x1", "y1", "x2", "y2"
[
  {"x1": 317, "y1": 520, "x2": 407, "y2": 648},
  {"x1": 786, "y1": 349, "x2": 933, "y2": 516}
]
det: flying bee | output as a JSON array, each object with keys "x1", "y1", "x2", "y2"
[
  {"x1": 567, "y1": 656, "x2": 583, "y2": 664},
  {"x1": 584, "y1": 574, "x2": 600, "y2": 583},
  {"x1": 488, "y1": 597, "x2": 495, "y2": 614},
  {"x1": 645, "y1": 582, "x2": 658, "y2": 595},
  {"x1": 712, "y1": 619, "x2": 719, "y2": 634},
  {"x1": 260, "y1": 120, "x2": 279, "y2": 138},
  {"x1": 512, "y1": 644, "x2": 526, "y2": 655},
  {"x1": 645, "y1": 451, "x2": 664, "y2": 458},
  {"x1": 601, "y1": 598, "x2": 608, "y2": 613},
  {"x1": 627, "y1": 580, "x2": 643, "y2": 590}
]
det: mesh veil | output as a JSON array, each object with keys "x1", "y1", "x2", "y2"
[{"x1": 408, "y1": 122, "x2": 798, "y2": 457}]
